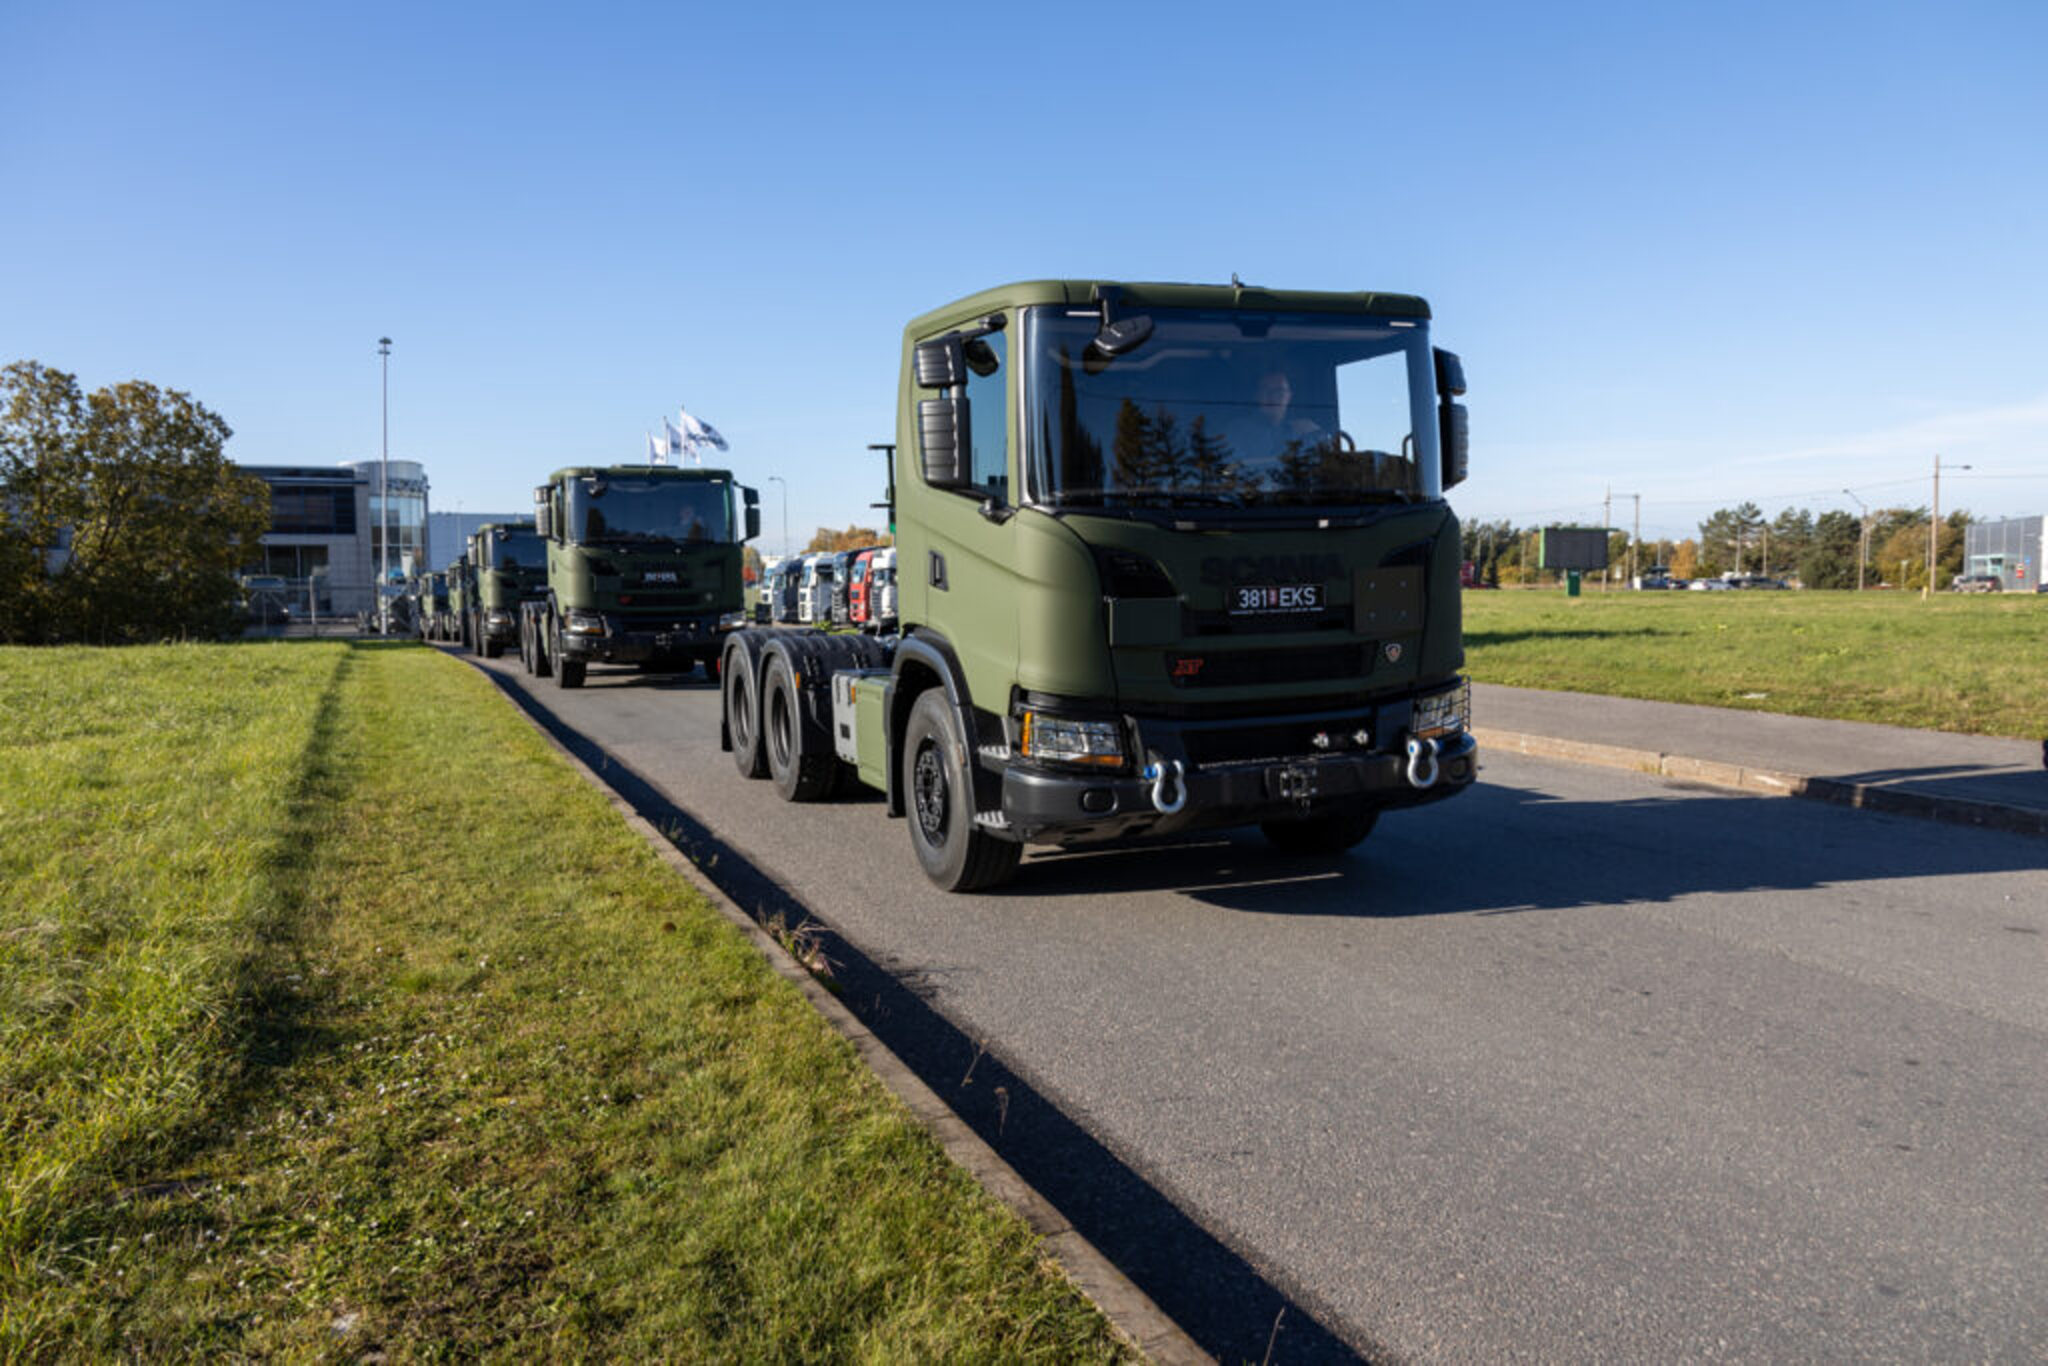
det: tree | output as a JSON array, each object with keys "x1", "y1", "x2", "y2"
[
  {"x1": 803, "y1": 525, "x2": 890, "y2": 554},
  {"x1": 1670, "y1": 539, "x2": 1701, "y2": 581},
  {"x1": 1, "y1": 361, "x2": 269, "y2": 643},
  {"x1": 1698, "y1": 502, "x2": 1765, "y2": 577},
  {"x1": 1799, "y1": 509, "x2": 1862, "y2": 589}
]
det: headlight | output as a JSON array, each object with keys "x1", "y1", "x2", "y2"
[
  {"x1": 564, "y1": 609, "x2": 606, "y2": 636},
  {"x1": 1019, "y1": 710, "x2": 1125, "y2": 768},
  {"x1": 719, "y1": 611, "x2": 747, "y2": 630},
  {"x1": 1412, "y1": 679, "x2": 1470, "y2": 738},
  {"x1": 486, "y1": 610, "x2": 513, "y2": 626}
]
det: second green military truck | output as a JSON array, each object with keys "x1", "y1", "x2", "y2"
[
  {"x1": 521, "y1": 465, "x2": 759, "y2": 688},
  {"x1": 465, "y1": 520, "x2": 545, "y2": 658},
  {"x1": 719, "y1": 279, "x2": 1477, "y2": 891}
]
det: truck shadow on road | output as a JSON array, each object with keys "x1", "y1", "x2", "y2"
[
  {"x1": 488, "y1": 673, "x2": 1378, "y2": 1364},
  {"x1": 1007, "y1": 769, "x2": 2046, "y2": 917}
]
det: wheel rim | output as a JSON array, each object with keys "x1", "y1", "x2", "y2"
[
  {"x1": 731, "y1": 666, "x2": 754, "y2": 750},
  {"x1": 913, "y1": 740, "x2": 949, "y2": 841},
  {"x1": 767, "y1": 678, "x2": 792, "y2": 771}
]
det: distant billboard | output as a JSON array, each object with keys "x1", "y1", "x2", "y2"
[{"x1": 1539, "y1": 526, "x2": 1611, "y2": 572}]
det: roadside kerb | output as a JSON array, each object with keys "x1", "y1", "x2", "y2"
[
  {"x1": 474, "y1": 662, "x2": 1210, "y2": 1366},
  {"x1": 1473, "y1": 726, "x2": 2048, "y2": 839}
]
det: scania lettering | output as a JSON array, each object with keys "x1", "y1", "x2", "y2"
[{"x1": 719, "y1": 280, "x2": 1475, "y2": 891}]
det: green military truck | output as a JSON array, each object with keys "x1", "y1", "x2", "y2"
[
  {"x1": 446, "y1": 555, "x2": 472, "y2": 648},
  {"x1": 719, "y1": 279, "x2": 1476, "y2": 891},
  {"x1": 521, "y1": 466, "x2": 760, "y2": 688},
  {"x1": 414, "y1": 571, "x2": 452, "y2": 641},
  {"x1": 465, "y1": 520, "x2": 545, "y2": 658}
]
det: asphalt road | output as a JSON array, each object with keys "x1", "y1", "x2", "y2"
[{"x1": 471, "y1": 650, "x2": 2048, "y2": 1363}]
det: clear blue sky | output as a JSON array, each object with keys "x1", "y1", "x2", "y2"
[{"x1": 5, "y1": 0, "x2": 2042, "y2": 551}]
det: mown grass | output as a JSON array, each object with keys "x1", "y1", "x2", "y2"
[
  {"x1": 1462, "y1": 589, "x2": 2048, "y2": 737},
  {"x1": 0, "y1": 641, "x2": 1125, "y2": 1360}
]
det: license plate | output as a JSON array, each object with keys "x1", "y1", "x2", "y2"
[
  {"x1": 1229, "y1": 583, "x2": 1323, "y2": 616},
  {"x1": 655, "y1": 633, "x2": 673, "y2": 649}
]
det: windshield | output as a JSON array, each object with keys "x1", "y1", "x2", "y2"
[
  {"x1": 1023, "y1": 306, "x2": 1440, "y2": 512},
  {"x1": 566, "y1": 477, "x2": 733, "y2": 544},
  {"x1": 488, "y1": 529, "x2": 546, "y2": 570}
]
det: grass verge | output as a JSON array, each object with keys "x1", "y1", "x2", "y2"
[
  {"x1": 0, "y1": 641, "x2": 1125, "y2": 1360},
  {"x1": 1462, "y1": 589, "x2": 2047, "y2": 737}
]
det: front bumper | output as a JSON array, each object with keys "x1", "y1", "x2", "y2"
[
  {"x1": 995, "y1": 690, "x2": 1476, "y2": 843},
  {"x1": 557, "y1": 611, "x2": 724, "y2": 663}
]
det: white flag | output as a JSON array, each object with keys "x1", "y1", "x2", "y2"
[
  {"x1": 663, "y1": 416, "x2": 686, "y2": 461},
  {"x1": 676, "y1": 405, "x2": 729, "y2": 454},
  {"x1": 646, "y1": 431, "x2": 667, "y2": 466}
]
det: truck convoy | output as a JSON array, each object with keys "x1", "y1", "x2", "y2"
[
  {"x1": 520, "y1": 465, "x2": 759, "y2": 688},
  {"x1": 465, "y1": 520, "x2": 546, "y2": 658},
  {"x1": 718, "y1": 279, "x2": 1475, "y2": 891},
  {"x1": 414, "y1": 571, "x2": 452, "y2": 641}
]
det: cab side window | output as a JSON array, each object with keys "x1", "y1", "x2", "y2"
[{"x1": 965, "y1": 328, "x2": 1008, "y2": 500}]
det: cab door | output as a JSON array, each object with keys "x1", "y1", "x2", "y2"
[{"x1": 907, "y1": 316, "x2": 1018, "y2": 708}]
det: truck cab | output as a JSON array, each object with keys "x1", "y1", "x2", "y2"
[
  {"x1": 722, "y1": 280, "x2": 1474, "y2": 890},
  {"x1": 468, "y1": 520, "x2": 546, "y2": 658},
  {"x1": 798, "y1": 553, "x2": 834, "y2": 624},
  {"x1": 521, "y1": 466, "x2": 759, "y2": 688}
]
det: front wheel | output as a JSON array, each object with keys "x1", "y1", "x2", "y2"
[
  {"x1": 1261, "y1": 800, "x2": 1379, "y2": 855},
  {"x1": 902, "y1": 690, "x2": 1021, "y2": 892},
  {"x1": 550, "y1": 616, "x2": 583, "y2": 688}
]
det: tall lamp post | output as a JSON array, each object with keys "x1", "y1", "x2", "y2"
[
  {"x1": 1925, "y1": 453, "x2": 1970, "y2": 600},
  {"x1": 1843, "y1": 489, "x2": 1869, "y2": 593},
  {"x1": 767, "y1": 474, "x2": 788, "y2": 557},
  {"x1": 378, "y1": 337, "x2": 392, "y2": 633}
]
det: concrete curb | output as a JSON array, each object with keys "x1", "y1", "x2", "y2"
[
  {"x1": 1473, "y1": 726, "x2": 2048, "y2": 840},
  {"x1": 473, "y1": 662, "x2": 1211, "y2": 1366}
]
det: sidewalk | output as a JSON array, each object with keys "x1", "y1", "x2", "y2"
[{"x1": 1472, "y1": 682, "x2": 2048, "y2": 839}]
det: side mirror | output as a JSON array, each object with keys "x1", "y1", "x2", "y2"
[
  {"x1": 915, "y1": 334, "x2": 964, "y2": 389},
  {"x1": 744, "y1": 506, "x2": 761, "y2": 541},
  {"x1": 1434, "y1": 347, "x2": 1467, "y2": 398},
  {"x1": 742, "y1": 485, "x2": 759, "y2": 507},
  {"x1": 1440, "y1": 402, "x2": 1469, "y2": 490},
  {"x1": 919, "y1": 396, "x2": 970, "y2": 487}
]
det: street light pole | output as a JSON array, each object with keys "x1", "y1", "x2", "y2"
[
  {"x1": 1926, "y1": 453, "x2": 1971, "y2": 600},
  {"x1": 1843, "y1": 489, "x2": 1869, "y2": 593},
  {"x1": 767, "y1": 474, "x2": 788, "y2": 557},
  {"x1": 378, "y1": 336, "x2": 392, "y2": 634}
]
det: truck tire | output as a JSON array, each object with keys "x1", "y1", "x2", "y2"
[
  {"x1": 763, "y1": 654, "x2": 837, "y2": 800},
  {"x1": 725, "y1": 648, "x2": 769, "y2": 779},
  {"x1": 1261, "y1": 800, "x2": 1378, "y2": 855},
  {"x1": 903, "y1": 689, "x2": 1021, "y2": 892},
  {"x1": 550, "y1": 616, "x2": 583, "y2": 688},
  {"x1": 531, "y1": 615, "x2": 552, "y2": 677},
  {"x1": 482, "y1": 635, "x2": 502, "y2": 659}
]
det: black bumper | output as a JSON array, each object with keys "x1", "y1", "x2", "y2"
[
  {"x1": 999, "y1": 729, "x2": 1476, "y2": 844},
  {"x1": 558, "y1": 613, "x2": 724, "y2": 664}
]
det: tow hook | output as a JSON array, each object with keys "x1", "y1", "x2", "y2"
[
  {"x1": 1405, "y1": 735, "x2": 1440, "y2": 790},
  {"x1": 1142, "y1": 758, "x2": 1188, "y2": 815}
]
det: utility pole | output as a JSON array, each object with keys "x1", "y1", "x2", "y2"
[
  {"x1": 378, "y1": 337, "x2": 392, "y2": 635},
  {"x1": 1630, "y1": 494, "x2": 1641, "y2": 588},
  {"x1": 1926, "y1": 453, "x2": 1971, "y2": 599},
  {"x1": 1843, "y1": 489, "x2": 1870, "y2": 591},
  {"x1": 1602, "y1": 487, "x2": 1612, "y2": 591},
  {"x1": 767, "y1": 474, "x2": 789, "y2": 557}
]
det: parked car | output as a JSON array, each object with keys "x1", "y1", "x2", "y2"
[
  {"x1": 1951, "y1": 573, "x2": 2001, "y2": 593},
  {"x1": 1688, "y1": 578, "x2": 1733, "y2": 591}
]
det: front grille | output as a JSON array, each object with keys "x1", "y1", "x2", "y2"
[{"x1": 1166, "y1": 643, "x2": 1368, "y2": 689}]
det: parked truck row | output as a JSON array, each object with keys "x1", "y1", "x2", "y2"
[{"x1": 414, "y1": 279, "x2": 1478, "y2": 893}]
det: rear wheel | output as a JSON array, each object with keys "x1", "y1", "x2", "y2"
[
  {"x1": 903, "y1": 690, "x2": 1020, "y2": 892},
  {"x1": 1261, "y1": 800, "x2": 1379, "y2": 855},
  {"x1": 763, "y1": 655, "x2": 837, "y2": 800},
  {"x1": 726, "y1": 648, "x2": 768, "y2": 779}
]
